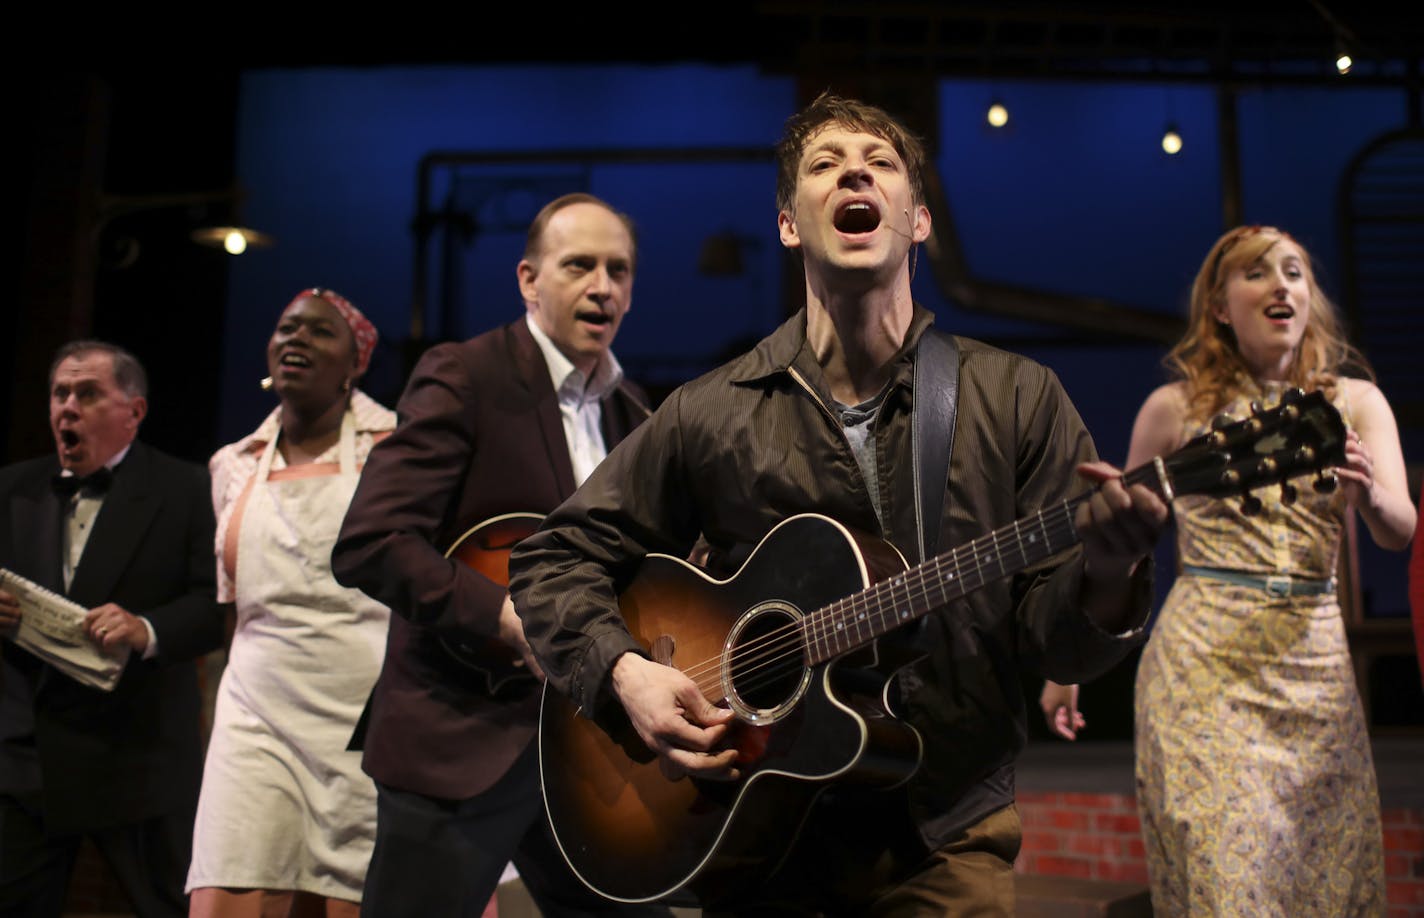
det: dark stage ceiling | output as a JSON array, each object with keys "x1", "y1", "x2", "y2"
[{"x1": 58, "y1": 2, "x2": 1424, "y2": 89}]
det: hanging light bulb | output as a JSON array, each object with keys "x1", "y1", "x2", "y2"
[
  {"x1": 986, "y1": 101, "x2": 1009, "y2": 128},
  {"x1": 223, "y1": 230, "x2": 248, "y2": 255},
  {"x1": 192, "y1": 224, "x2": 275, "y2": 255},
  {"x1": 1335, "y1": 47, "x2": 1353, "y2": 75},
  {"x1": 1161, "y1": 125, "x2": 1183, "y2": 155}
]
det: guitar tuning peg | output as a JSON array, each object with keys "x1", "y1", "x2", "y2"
[
  {"x1": 1248, "y1": 400, "x2": 1263, "y2": 415},
  {"x1": 1313, "y1": 471, "x2": 1338, "y2": 494},
  {"x1": 1282, "y1": 387, "x2": 1305, "y2": 404},
  {"x1": 1211, "y1": 413, "x2": 1237, "y2": 431},
  {"x1": 1280, "y1": 482, "x2": 1298, "y2": 505},
  {"x1": 1240, "y1": 493, "x2": 1263, "y2": 516}
]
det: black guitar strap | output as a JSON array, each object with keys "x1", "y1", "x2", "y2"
[{"x1": 911, "y1": 328, "x2": 960, "y2": 565}]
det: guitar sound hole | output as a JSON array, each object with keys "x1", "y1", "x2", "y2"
[{"x1": 726, "y1": 606, "x2": 806, "y2": 718}]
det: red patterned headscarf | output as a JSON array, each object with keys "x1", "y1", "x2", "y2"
[{"x1": 286, "y1": 287, "x2": 378, "y2": 375}]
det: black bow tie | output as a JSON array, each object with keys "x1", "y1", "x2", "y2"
[{"x1": 51, "y1": 467, "x2": 113, "y2": 500}]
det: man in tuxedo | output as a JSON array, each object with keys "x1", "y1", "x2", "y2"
[
  {"x1": 0, "y1": 340, "x2": 223, "y2": 917},
  {"x1": 333, "y1": 193, "x2": 668, "y2": 917}
]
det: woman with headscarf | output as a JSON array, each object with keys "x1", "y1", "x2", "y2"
[{"x1": 188, "y1": 288, "x2": 396, "y2": 917}]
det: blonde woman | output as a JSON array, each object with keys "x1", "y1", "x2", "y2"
[{"x1": 1046, "y1": 225, "x2": 1413, "y2": 916}]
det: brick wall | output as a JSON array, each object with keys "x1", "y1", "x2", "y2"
[
  {"x1": 1386, "y1": 808, "x2": 1424, "y2": 916},
  {"x1": 1017, "y1": 792, "x2": 1424, "y2": 916},
  {"x1": 1017, "y1": 791, "x2": 1149, "y2": 886}
]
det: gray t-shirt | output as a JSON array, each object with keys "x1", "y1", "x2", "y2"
[{"x1": 835, "y1": 386, "x2": 889, "y2": 527}]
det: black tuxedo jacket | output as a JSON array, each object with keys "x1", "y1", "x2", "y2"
[
  {"x1": 0, "y1": 441, "x2": 224, "y2": 833},
  {"x1": 333, "y1": 318, "x2": 649, "y2": 800}
]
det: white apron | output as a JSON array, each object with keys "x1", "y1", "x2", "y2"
[{"x1": 188, "y1": 412, "x2": 389, "y2": 899}]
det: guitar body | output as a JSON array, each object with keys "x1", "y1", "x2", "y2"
[
  {"x1": 441, "y1": 512, "x2": 542, "y2": 693},
  {"x1": 540, "y1": 515, "x2": 924, "y2": 905}
]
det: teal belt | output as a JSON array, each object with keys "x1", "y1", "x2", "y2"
[{"x1": 1182, "y1": 564, "x2": 1335, "y2": 598}]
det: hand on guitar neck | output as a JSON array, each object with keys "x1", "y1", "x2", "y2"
[
  {"x1": 498, "y1": 595, "x2": 545, "y2": 680},
  {"x1": 611, "y1": 652, "x2": 738, "y2": 781},
  {"x1": 1073, "y1": 459, "x2": 1172, "y2": 633}
]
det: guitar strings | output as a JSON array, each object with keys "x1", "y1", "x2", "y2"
[
  {"x1": 676, "y1": 503, "x2": 1083, "y2": 696},
  {"x1": 673, "y1": 495, "x2": 1093, "y2": 701},
  {"x1": 699, "y1": 521, "x2": 1067, "y2": 683},
  {"x1": 673, "y1": 411, "x2": 1325, "y2": 705},
  {"x1": 684, "y1": 508, "x2": 1086, "y2": 704}
]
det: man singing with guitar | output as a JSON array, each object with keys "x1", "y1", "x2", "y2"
[
  {"x1": 332, "y1": 194, "x2": 667, "y2": 918},
  {"x1": 508, "y1": 94, "x2": 1171, "y2": 915}
]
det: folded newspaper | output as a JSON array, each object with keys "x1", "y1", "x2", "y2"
[{"x1": 0, "y1": 568, "x2": 124, "y2": 691}]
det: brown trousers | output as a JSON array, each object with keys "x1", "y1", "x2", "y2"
[{"x1": 705, "y1": 801, "x2": 1021, "y2": 917}]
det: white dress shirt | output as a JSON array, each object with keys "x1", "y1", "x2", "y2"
[
  {"x1": 58, "y1": 443, "x2": 158, "y2": 658},
  {"x1": 525, "y1": 313, "x2": 625, "y2": 487}
]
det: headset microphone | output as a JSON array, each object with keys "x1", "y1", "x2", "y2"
[
  {"x1": 901, "y1": 208, "x2": 920, "y2": 282},
  {"x1": 876, "y1": 208, "x2": 921, "y2": 282}
]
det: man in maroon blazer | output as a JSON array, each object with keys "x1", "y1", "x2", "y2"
[{"x1": 332, "y1": 194, "x2": 668, "y2": 917}]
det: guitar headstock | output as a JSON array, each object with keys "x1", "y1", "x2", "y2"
[{"x1": 1158, "y1": 388, "x2": 1346, "y2": 507}]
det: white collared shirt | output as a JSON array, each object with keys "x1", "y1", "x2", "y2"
[
  {"x1": 60, "y1": 444, "x2": 131, "y2": 590},
  {"x1": 58, "y1": 442, "x2": 158, "y2": 658},
  {"x1": 525, "y1": 313, "x2": 625, "y2": 487}
]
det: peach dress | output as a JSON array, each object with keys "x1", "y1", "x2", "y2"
[{"x1": 1134, "y1": 382, "x2": 1383, "y2": 916}]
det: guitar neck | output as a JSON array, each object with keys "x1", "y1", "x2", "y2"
[{"x1": 802, "y1": 463, "x2": 1160, "y2": 665}]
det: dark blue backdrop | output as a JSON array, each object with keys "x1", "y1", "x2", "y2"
[{"x1": 217, "y1": 63, "x2": 1412, "y2": 618}]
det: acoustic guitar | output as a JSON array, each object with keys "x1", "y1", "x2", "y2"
[
  {"x1": 538, "y1": 388, "x2": 1348, "y2": 905},
  {"x1": 439, "y1": 511, "x2": 543, "y2": 694}
]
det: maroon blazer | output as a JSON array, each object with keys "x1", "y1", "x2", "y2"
[{"x1": 332, "y1": 319, "x2": 649, "y2": 799}]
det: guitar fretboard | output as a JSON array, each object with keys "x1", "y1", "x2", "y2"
[{"x1": 800, "y1": 464, "x2": 1158, "y2": 665}]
